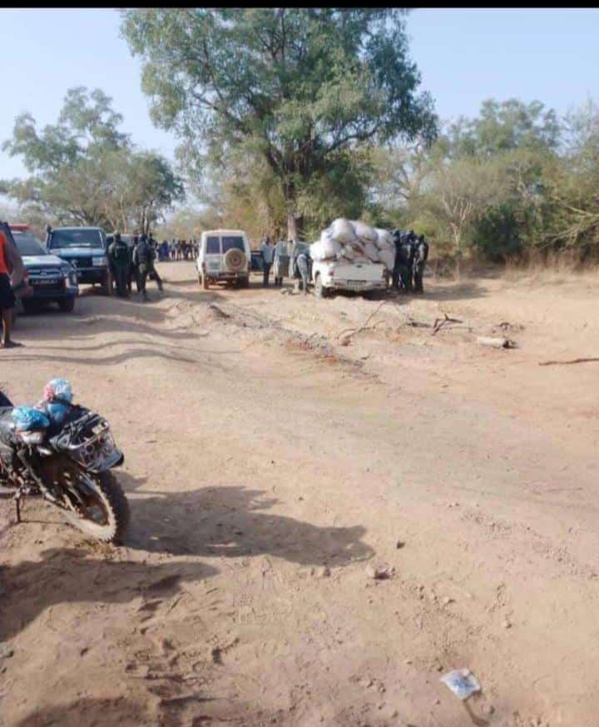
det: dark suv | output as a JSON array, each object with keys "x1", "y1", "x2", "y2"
[
  {"x1": 45, "y1": 226, "x2": 112, "y2": 295},
  {"x1": 10, "y1": 226, "x2": 78, "y2": 313}
]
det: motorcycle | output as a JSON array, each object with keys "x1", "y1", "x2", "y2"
[{"x1": 0, "y1": 391, "x2": 129, "y2": 544}]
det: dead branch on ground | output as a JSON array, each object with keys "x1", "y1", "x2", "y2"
[
  {"x1": 336, "y1": 300, "x2": 389, "y2": 344},
  {"x1": 432, "y1": 313, "x2": 464, "y2": 336},
  {"x1": 539, "y1": 357, "x2": 599, "y2": 367}
]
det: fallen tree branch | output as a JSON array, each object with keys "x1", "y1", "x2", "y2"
[
  {"x1": 405, "y1": 318, "x2": 432, "y2": 329},
  {"x1": 539, "y1": 357, "x2": 599, "y2": 367},
  {"x1": 432, "y1": 313, "x2": 463, "y2": 336},
  {"x1": 336, "y1": 300, "x2": 388, "y2": 343}
]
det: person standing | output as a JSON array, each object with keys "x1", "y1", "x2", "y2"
[
  {"x1": 261, "y1": 236, "x2": 273, "y2": 287},
  {"x1": 108, "y1": 232, "x2": 131, "y2": 298},
  {"x1": 0, "y1": 222, "x2": 25, "y2": 348},
  {"x1": 128, "y1": 236, "x2": 140, "y2": 294},
  {"x1": 391, "y1": 230, "x2": 403, "y2": 291},
  {"x1": 412, "y1": 234, "x2": 429, "y2": 294},
  {"x1": 398, "y1": 231, "x2": 415, "y2": 292},
  {"x1": 272, "y1": 239, "x2": 287, "y2": 287},
  {"x1": 148, "y1": 234, "x2": 164, "y2": 289},
  {"x1": 296, "y1": 248, "x2": 311, "y2": 295},
  {"x1": 133, "y1": 234, "x2": 163, "y2": 301}
]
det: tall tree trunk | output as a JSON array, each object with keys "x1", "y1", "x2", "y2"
[
  {"x1": 285, "y1": 205, "x2": 304, "y2": 241},
  {"x1": 283, "y1": 176, "x2": 304, "y2": 242},
  {"x1": 451, "y1": 223, "x2": 462, "y2": 279}
]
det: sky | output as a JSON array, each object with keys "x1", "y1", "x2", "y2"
[{"x1": 1, "y1": 8, "x2": 598, "y2": 184}]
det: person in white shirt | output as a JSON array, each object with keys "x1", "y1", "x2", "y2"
[{"x1": 261, "y1": 236, "x2": 273, "y2": 287}]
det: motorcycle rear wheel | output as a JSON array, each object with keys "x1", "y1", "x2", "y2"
[{"x1": 61, "y1": 470, "x2": 130, "y2": 544}]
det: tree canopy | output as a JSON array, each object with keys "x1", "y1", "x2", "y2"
[
  {"x1": 1, "y1": 86, "x2": 184, "y2": 234},
  {"x1": 121, "y1": 8, "x2": 438, "y2": 239}
]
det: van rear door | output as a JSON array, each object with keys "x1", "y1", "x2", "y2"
[
  {"x1": 204, "y1": 234, "x2": 222, "y2": 274},
  {"x1": 221, "y1": 234, "x2": 249, "y2": 273}
]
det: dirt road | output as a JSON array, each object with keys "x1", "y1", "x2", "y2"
[{"x1": 1, "y1": 264, "x2": 598, "y2": 726}]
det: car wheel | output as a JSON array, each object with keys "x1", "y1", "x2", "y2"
[{"x1": 58, "y1": 297, "x2": 75, "y2": 313}]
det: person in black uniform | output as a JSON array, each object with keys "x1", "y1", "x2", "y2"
[{"x1": 412, "y1": 234, "x2": 429, "y2": 293}]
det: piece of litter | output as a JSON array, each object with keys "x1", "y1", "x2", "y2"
[
  {"x1": 440, "y1": 669, "x2": 481, "y2": 700},
  {"x1": 365, "y1": 563, "x2": 395, "y2": 580}
]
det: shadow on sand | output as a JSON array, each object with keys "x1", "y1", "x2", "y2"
[{"x1": 123, "y1": 479, "x2": 374, "y2": 568}]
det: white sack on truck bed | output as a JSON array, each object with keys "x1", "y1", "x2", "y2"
[
  {"x1": 378, "y1": 247, "x2": 396, "y2": 272},
  {"x1": 311, "y1": 237, "x2": 341, "y2": 262},
  {"x1": 317, "y1": 217, "x2": 395, "y2": 271},
  {"x1": 351, "y1": 220, "x2": 378, "y2": 244},
  {"x1": 326, "y1": 218, "x2": 357, "y2": 244},
  {"x1": 364, "y1": 243, "x2": 380, "y2": 262},
  {"x1": 375, "y1": 228, "x2": 394, "y2": 250},
  {"x1": 338, "y1": 245, "x2": 356, "y2": 261}
]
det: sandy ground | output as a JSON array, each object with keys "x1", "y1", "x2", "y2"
[{"x1": 1, "y1": 263, "x2": 598, "y2": 727}]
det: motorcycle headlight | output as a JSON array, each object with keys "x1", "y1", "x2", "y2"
[{"x1": 17, "y1": 430, "x2": 45, "y2": 445}]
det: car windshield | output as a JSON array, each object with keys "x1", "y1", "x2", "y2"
[
  {"x1": 49, "y1": 229, "x2": 103, "y2": 249},
  {"x1": 13, "y1": 232, "x2": 47, "y2": 256},
  {"x1": 222, "y1": 236, "x2": 245, "y2": 253}
]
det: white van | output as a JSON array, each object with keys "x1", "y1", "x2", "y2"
[{"x1": 197, "y1": 229, "x2": 251, "y2": 289}]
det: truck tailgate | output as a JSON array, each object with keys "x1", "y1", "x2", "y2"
[{"x1": 333, "y1": 262, "x2": 386, "y2": 282}]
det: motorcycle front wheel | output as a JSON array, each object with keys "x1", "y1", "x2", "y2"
[{"x1": 61, "y1": 470, "x2": 130, "y2": 544}]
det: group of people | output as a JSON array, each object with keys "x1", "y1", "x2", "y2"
[
  {"x1": 260, "y1": 236, "x2": 312, "y2": 293},
  {"x1": 107, "y1": 233, "x2": 163, "y2": 301},
  {"x1": 159, "y1": 239, "x2": 198, "y2": 262},
  {"x1": 260, "y1": 229, "x2": 430, "y2": 295},
  {"x1": 260, "y1": 236, "x2": 289, "y2": 288},
  {"x1": 392, "y1": 229, "x2": 430, "y2": 294}
]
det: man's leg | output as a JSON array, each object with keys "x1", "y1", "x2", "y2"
[
  {"x1": 400, "y1": 265, "x2": 412, "y2": 292},
  {"x1": 301, "y1": 270, "x2": 308, "y2": 294},
  {"x1": 1, "y1": 309, "x2": 11, "y2": 346},
  {"x1": 263, "y1": 264, "x2": 270, "y2": 287},
  {"x1": 414, "y1": 264, "x2": 424, "y2": 293},
  {"x1": 0, "y1": 275, "x2": 20, "y2": 347},
  {"x1": 116, "y1": 268, "x2": 125, "y2": 297},
  {"x1": 152, "y1": 266, "x2": 164, "y2": 291},
  {"x1": 139, "y1": 266, "x2": 149, "y2": 300}
]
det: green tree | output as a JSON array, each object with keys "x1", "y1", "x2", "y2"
[
  {"x1": 415, "y1": 156, "x2": 510, "y2": 275},
  {"x1": 445, "y1": 98, "x2": 561, "y2": 159},
  {"x1": 1, "y1": 86, "x2": 184, "y2": 232},
  {"x1": 121, "y1": 8, "x2": 437, "y2": 240}
]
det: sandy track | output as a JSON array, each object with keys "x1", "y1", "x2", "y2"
[{"x1": 1, "y1": 265, "x2": 598, "y2": 726}]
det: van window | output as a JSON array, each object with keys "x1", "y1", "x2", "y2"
[
  {"x1": 222, "y1": 236, "x2": 245, "y2": 253},
  {"x1": 206, "y1": 236, "x2": 220, "y2": 254}
]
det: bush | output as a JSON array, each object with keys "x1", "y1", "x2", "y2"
[{"x1": 472, "y1": 204, "x2": 523, "y2": 263}]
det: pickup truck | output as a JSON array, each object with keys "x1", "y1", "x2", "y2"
[
  {"x1": 45, "y1": 226, "x2": 112, "y2": 295},
  {"x1": 311, "y1": 257, "x2": 389, "y2": 298}
]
